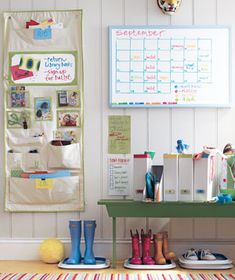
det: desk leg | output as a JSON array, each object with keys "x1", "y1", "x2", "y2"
[{"x1": 112, "y1": 217, "x2": 116, "y2": 268}]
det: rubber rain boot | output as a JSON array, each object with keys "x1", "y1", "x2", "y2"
[
  {"x1": 64, "y1": 220, "x2": 81, "y2": 264},
  {"x1": 141, "y1": 229, "x2": 155, "y2": 265},
  {"x1": 162, "y1": 231, "x2": 176, "y2": 261},
  {"x1": 153, "y1": 232, "x2": 166, "y2": 265},
  {"x1": 83, "y1": 220, "x2": 96, "y2": 264},
  {"x1": 130, "y1": 230, "x2": 142, "y2": 265}
]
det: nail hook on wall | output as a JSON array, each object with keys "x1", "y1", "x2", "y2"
[{"x1": 157, "y1": 0, "x2": 182, "y2": 15}]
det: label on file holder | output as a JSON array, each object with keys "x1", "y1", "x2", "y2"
[{"x1": 165, "y1": 189, "x2": 175, "y2": 194}]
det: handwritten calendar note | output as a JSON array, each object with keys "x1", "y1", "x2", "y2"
[
  {"x1": 9, "y1": 51, "x2": 77, "y2": 85},
  {"x1": 108, "y1": 155, "x2": 131, "y2": 195},
  {"x1": 109, "y1": 26, "x2": 230, "y2": 107},
  {"x1": 108, "y1": 115, "x2": 131, "y2": 154}
]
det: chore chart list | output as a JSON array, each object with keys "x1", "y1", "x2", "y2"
[{"x1": 109, "y1": 26, "x2": 230, "y2": 107}]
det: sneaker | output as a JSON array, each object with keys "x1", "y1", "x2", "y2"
[
  {"x1": 184, "y1": 248, "x2": 198, "y2": 260},
  {"x1": 198, "y1": 249, "x2": 216, "y2": 260}
]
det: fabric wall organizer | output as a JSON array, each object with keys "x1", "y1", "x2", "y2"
[{"x1": 3, "y1": 10, "x2": 84, "y2": 211}]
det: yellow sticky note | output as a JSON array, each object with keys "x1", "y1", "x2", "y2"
[{"x1": 35, "y1": 179, "x2": 53, "y2": 189}]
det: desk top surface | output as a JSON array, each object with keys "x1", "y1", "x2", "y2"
[{"x1": 98, "y1": 199, "x2": 235, "y2": 218}]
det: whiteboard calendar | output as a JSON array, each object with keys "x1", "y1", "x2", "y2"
[{"x1": 109, "y1": 26, "x2": 231, "y2": 108}]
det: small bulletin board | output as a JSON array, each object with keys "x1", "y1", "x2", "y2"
[
  {"x1": 109, "y1": 26, "x2": 231, "y2": 107},
  {"x1": 3, "y1": 10, "x2": 84, "y2": 212}
]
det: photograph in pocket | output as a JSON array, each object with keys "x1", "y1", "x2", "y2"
[
  {"x1": 7, "y1": 110, "x2": 31, "y2": 129},
  {"x1": 34, "y1": 97, "x2": 52, "y2": 121},
  {"x1": 57, "y1": 111, "x2": 80, "y2": 127},
  {"x1": 53, "y1": 130, "x2": 79, "y2": 143},
  {"x1": 57, "y1": 89, "x2": 80, "y2": 107},
  {"x1": 8, "y1": 86, "x2": 29, "y2": 108}
]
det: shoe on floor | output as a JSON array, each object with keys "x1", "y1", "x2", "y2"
[
  {"x1": 198, "y1": 249, "x2": 216, "y2": 260},
  {"x1": 184, "y1": 248, "x2": 198, "y2": 260}
]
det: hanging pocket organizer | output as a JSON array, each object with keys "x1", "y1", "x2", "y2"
[{"x1": 3, "y1": 10, "x2": 84, "y2": 212}]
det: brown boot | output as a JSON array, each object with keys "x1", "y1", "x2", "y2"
[
  {"x1": 153, "y1": 233, "x2": 166, "y2": 265},
  {"x1": 162, "y1": 231, "x2": 176, "y2": 260}
]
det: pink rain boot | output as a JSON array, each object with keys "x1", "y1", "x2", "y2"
[
  {"x1": 130, "y1": 230, "x2": 142, "y2": 265},
  {"x1": 141, "y1": 229, "x2": 155, "y2": 265}
]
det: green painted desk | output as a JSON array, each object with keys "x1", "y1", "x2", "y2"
[{"x1": 98, "y1": 199, "x2": 235, "y2": 267}]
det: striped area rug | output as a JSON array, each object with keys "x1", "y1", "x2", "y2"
[{"x1": 0, "y1": 273, "x2": 235, "y2": 280}]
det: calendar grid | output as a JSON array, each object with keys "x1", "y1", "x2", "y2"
[{"x1": 115, "y1": 37, "x2": 212, "y2": 95}]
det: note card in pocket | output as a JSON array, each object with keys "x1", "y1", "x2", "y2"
[
  {"x1": 35, "y1": 178, "x2": 53, "y2": 189},
  {"x1": 34, "y1": 27, "x2": 52, "y2": 40}
]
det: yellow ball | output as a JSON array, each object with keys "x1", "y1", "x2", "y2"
[{"x1": 39, "y1": 238, "x2": 64, "y2": 264}]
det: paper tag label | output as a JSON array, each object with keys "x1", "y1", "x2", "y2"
[
  {"x1": 35, "y1": 178, "x2": 53, "y2": 189},
  {"x1": 34, "y1": 27, "x2": 52, "y2": 40}
]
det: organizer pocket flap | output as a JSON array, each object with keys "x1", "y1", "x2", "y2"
[{"x1": 9, "y1": 26, "x2": 79, "y2": 48}]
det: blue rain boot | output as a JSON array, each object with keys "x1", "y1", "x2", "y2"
[
  {"x1": 64, "y1": 220, "x2": 81, "y2": 264},
  {"x1": 83, "y1": 220, "x2": 96, "y2": 264}
]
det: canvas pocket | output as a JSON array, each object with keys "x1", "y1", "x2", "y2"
[
  {"x1": 7, "y1": 152, "x2": 47, "y2": 172},
  {"x1": 9, "y1": 176, "x2": 79, "y2": 204},
  {"x1": 24, "y1": 153, "x2": 46, "y2": 170},
  {"x1": 47, "y1": 143, "x2": 80, "y2": 169},
  {"x1": 8, "y1": 134, "x2": 44, "y2": 147},
  {"x1": 7, "y1": 129, "x2": 44, "y2": 150},
  {"x1": 7, "y1": 152, "x2": 23, "y2": 171}
]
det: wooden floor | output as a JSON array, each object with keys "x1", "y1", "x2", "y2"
[{"x1": 0, "y1": 261, "x2": 234, "y2": 273}]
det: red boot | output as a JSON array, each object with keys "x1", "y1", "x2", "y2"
[
  {"x1": 141, "y1": 229, "x2": 155, "y2": 265},
  {"x1": 130, "y1": 230, "x2": 142, "y2": 265}
]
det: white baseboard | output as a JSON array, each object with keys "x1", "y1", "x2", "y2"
[{"x1": 0, "y1": 239, "x2": 235, "y2": 260}]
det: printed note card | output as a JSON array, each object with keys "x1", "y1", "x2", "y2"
[
  {"x1": 10, "y1": 65, "x2": 33, "y2": 81},
  {"x1": 107, "y1": 155, "x2": 131, "y2": 195}
]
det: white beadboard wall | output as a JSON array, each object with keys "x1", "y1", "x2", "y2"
[{"x1": 0, "y1": 0, "x2": 235, "y2": 260}]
